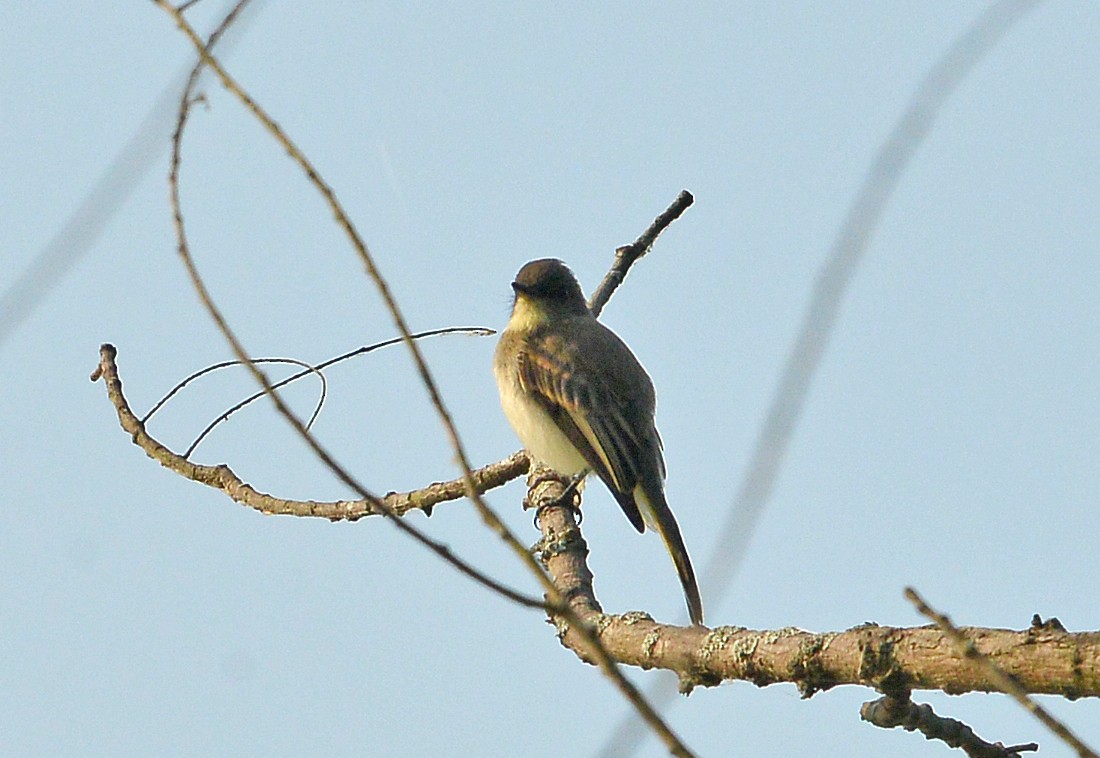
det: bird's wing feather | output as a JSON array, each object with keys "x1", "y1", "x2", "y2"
[{"x1": 518, "y1": 328, "x2": 653, "y2": 532}]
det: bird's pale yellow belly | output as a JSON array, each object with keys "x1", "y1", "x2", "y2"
[{"x1": 496, "y1": 372, "x2": 588, "y2": 475}]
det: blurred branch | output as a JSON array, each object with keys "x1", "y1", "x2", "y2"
[
  {"x1": 0, "y1": 0, "x2": 261, "y2": 350},
  {"x1": 907, "y1": 588, "x2": 1099, "y2": 758},
  {"x1": 701, "y1": 0, "x2": 1046, "y2": 628},
  {"x1": 603, "y1": 1, "x2": 1047, "y2": 752}
]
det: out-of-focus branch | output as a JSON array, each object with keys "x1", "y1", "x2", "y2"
[
  {"x1": 0, "y1": 0, "x2": 263, "y2": 349},
  {"x1": 701, "y1": 0, "x2": 1046, "y2": 627},
  {"x1": 603, "y1": 2, "x2": 1049, "y2": 752}
]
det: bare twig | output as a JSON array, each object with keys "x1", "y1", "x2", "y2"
[
  {"x1": 153, "y1": 4, "x2": 695, "y2": 754},
  {"x1": 92, "y1": 344, "x2": 542, "y2": 608},
  {"x1": 150, "y1": 355, "x2": 330, "y2": 453},
  {"x1": 139, "y1": 327, "x2": 494, "y2": 457},
  {"x1": 906, "y1": 588, "x2": 1099, "y2": 758},
  {"x1": 862, "y1": 693, "x2": 1038, "y2": 757},
  {"x1": 588, "y1": 190, "x2": 693, "y2": 318}
]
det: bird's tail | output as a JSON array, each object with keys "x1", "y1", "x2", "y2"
[{"x1": 635, "y1": 483, "x2": 704, "y2": 626}]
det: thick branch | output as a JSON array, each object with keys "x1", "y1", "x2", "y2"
[
  {"x1": 98, "y1": 341, "x2": 1100, "y2": 701},
  {"x1": 909, "y1": 588, "x2": 1099, "y2": 758},
  {"x1": 527, "y1": 479, "x2": 1100, "y2": 698}
]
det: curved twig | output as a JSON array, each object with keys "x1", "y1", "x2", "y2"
[
  {"x1": 153, "y1": 4, "x2": 695, "y2": 754},
  {"x1": 140, "y1": 326, "x2": 493, "y2": 457},
  {"x1": 145, "y1": 355, "x2": 328, "y2": 456},
  {"x1": 93, "y1": 344, "x2": 541, "y2": 608}
]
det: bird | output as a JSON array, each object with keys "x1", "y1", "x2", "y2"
[{"x1": 493, "y1": 258, "x2": 703, "y2": 625}]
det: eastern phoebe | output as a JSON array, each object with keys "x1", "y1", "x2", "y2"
[{"x1": 494, "y1": 258, "x2": 704, "y2": 625}]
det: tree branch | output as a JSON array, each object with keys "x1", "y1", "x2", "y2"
[
  {"x1": 92, "y1": 345, "x2": 531, "y2": 519},
  {"x1": 908, "y1": 588, "x2": 1099, "y2": 758},
  {"x1": 91, "y1": 344, "x2": 543, "y2": 609},
  {"x1": 526, "y1": 479, "x2": 1100, "y2": 698},
  {"x1": 588, "y1": 190, "x2": 693, "y2": 318},
  {"x1": 861, "y1": 693, "x2": 1038, "y2": 758}
]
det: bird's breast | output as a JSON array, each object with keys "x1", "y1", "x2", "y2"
[{"x1": 494, "y1": 358, "x2": 588, "y2": 476}]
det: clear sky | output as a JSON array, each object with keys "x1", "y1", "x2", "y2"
[{"x1": 2, "y1": 2, "x2": 1098, "y2": 756}]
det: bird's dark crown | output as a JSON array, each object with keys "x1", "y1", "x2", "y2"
[{"x1": 511, "y1": 259, "x2": 587, "y2": 311}]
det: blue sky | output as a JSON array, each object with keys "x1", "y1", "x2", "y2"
[{"x1": 2, "y1": 2, "x2": 1098, "y2": 756}]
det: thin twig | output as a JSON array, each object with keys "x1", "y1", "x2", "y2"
[
  {"x1": 861, "y1": 693, "x2": 1038, "y2": 757},
  {"x1": 94, "y1": 344, "x2": 542, "y2": 607},
  {"x1": 140, "y1": 327, "x2": 493, "y2": 457},
  {"x1": 147, "y1": 355, "x2": 329, "y2": 453},
  {"x1": 154, "y1": 4, "x2": 695, "y2": 754},
  {"x1": 906, "y1": 588, "x2": 1099, "y2": 758},
  {"x1": 99, "y1": 353, "x2": 529, "y2": 519},
  {"x1": 588, "y1": 190, "x2": 693, "y2": 318}
]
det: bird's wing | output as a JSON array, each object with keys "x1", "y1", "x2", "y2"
[{"x1": 518, "y1": 329, "x2": 652, "y2": 532}]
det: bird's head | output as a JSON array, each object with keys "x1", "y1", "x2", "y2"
[{"x1": 509, "y1": 259, "x2": 590, "y2": 325}]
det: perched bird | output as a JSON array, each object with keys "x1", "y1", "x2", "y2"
[{"x1": 493, "y1": 258, "x2": 703, "y2": 625}]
